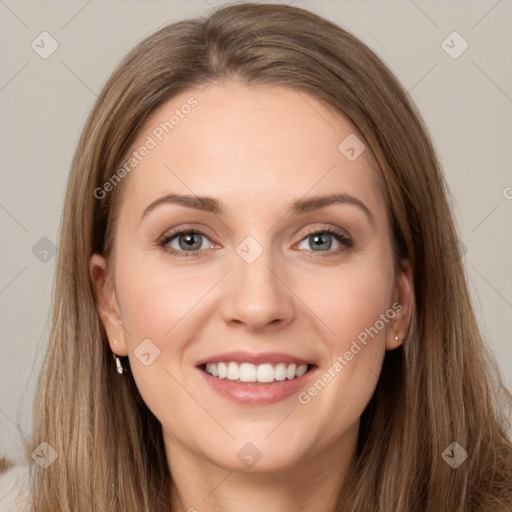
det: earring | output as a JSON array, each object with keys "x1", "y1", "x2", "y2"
[{"x1": 113, "y1": 352, "x2": 124, "y2": 374}]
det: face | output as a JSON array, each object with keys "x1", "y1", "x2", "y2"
[{"x1": 91, "y1": 81, "x2": 412, "y2": 475}]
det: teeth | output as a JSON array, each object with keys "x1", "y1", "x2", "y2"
[
  {"x1": 286, "y1": 363, "x2": 296, "y2": 379},
  {"x1": 296, "y1": 364, "x2": 307, "y2": 377},
  {"x1": 240, "y1": 362, "x2": 256, "y2": 382},
  {"x1": 217, "y1": 362, "x2": 227, "y2": 379},
  {"x1": 227, "y1": 362, "x2": 239, "y2": 380},
  {"x1": 274, "y1": 363, "x2": 287, "y2": 381},
  {"x1": 204, "y1": 362, "x2": 309, "y2": 383}
]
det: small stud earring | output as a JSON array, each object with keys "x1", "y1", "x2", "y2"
[{"x1": 394, "y1": 333, "x2": 406, "y2": 344}]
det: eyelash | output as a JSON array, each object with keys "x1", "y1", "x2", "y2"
[{"x1": 157, "y1": 226, "x2": 353, "y2": 259}]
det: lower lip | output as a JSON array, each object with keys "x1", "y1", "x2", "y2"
[{"x1": 197, "y1": 366, "x2": 317, "y2": 406}]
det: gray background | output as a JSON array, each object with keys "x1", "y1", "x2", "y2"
[{"x1": 1, "y1": 0, "x2": 511, "y2": 463}]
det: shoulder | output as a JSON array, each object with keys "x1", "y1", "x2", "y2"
[{"x1": 0, "y1": 464, "x2": 31, "y2": 512}]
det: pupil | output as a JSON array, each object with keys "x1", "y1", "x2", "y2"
[
  {"x1": 180, "y1": 233, "x2": 201, "y2": 250},
  {"x1": 312, "y1": 233, "x2": 331, "y2": 250}
]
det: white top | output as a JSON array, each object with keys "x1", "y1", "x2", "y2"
[{"x1": 0, "y1": 465, "x2": 30, "y2": 512}]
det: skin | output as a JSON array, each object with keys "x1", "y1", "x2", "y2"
[{"x1": 90, "y1": 81, "x2": 413, "y2": 512}]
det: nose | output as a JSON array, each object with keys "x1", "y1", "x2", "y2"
[{"x1": 219, "y1": 240, "x2": 295, "y2": 332}]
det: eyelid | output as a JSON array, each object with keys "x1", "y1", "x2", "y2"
[
  {"x1": 297, "y1": 224, "x2": 351, "y2": 242},
  {"x1": 157, "y1": 224, "x2": 217, "y2": 257},
  {"x1": 159, "y1": 223, "x2": 216, "y2": 243},
  {"x1": 294, "y1": 225, "x2": 353, "y2": 256}
]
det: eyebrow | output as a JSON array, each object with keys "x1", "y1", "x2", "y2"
[{"x1": 141, "y1": 192, "x2": 375, "y2": 226}]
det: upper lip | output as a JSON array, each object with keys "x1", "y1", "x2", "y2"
[{"x1": 195, "y1": 350, "x2": 314, "y2": 367}]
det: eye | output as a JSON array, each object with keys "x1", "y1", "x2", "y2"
[
  {"x1": 296, "y1": 227, "x2": 352, "y2": 255},
  {"x1": 158, "y1": 225, "x2": 352, "y2": 258},
  {"x1": 158, "y1": 229, "x2": 214, "y2": 258}
]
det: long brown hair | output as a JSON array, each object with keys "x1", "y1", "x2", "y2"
[{"x1": 22, "y1": 3, "x2": 512, "y2": 511}]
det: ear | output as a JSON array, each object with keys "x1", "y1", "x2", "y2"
[
  {"x1": 385, "y1": 259, "x2": 414, "y2": 351},
  {"x1": 89, "y1": 253, "x2": 128, "y2": 356}
]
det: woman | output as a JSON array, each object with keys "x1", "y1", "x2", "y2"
[{"x1": 1, "y1": 2, "x2": 511, "y2": 511}]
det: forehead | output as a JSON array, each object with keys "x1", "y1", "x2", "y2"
[{"x1": 118, "y1": 81, "x2": 385, "y2": 222}]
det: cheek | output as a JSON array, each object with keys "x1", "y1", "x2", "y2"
[
  {"x1": 115, "y1": 250, "x2": 215, "y2": 341},
  {"x1": 300, "y1": 255, "x2": 395, "y2": 348},
  {"x1": 112, "y1": 252, "x2": 210, "y2": 417},
  {"x1": 293, "y1": 249, "x2": 395, "y2": 415}
]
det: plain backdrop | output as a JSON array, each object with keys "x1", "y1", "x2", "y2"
[{"x1": 1, "y1": 0, "x2": 511, "y2": 463}]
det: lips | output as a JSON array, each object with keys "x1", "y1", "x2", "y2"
[{"x1": 195, "y1": 350, "x2": 318, "y2": 405}]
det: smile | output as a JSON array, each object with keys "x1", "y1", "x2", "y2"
[{"x1": 203, "y1": 361, "x2": 309, "y2": 383}]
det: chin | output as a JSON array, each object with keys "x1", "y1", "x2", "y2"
[{"x1": 198, "y1": 436, "x2": 309, "y2": 474}]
